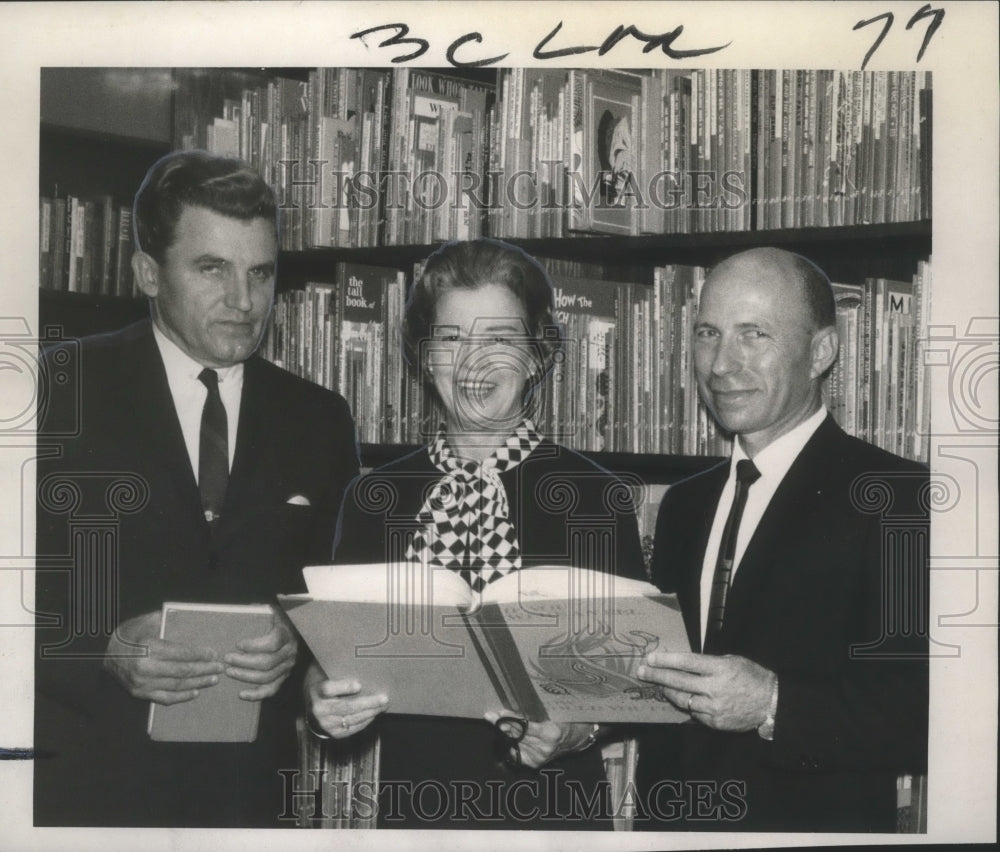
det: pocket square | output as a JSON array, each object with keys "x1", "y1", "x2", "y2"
[{"x1": 286, "y1": 494, "x2": 312, "y2": 506}]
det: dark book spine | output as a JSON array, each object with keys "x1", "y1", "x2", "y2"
[
  {"x1": 50, "y1": 197, "x2": 67, "y2": 292},
  {"x1": 97, "y1": 196, "x2": 115, "y2": 296},
  {"x1": 463, "y1": 604, "x2": 549, "y2": 724},
  {"x1": 114, "y1": 206, "x2": 133, "y2": 297}
]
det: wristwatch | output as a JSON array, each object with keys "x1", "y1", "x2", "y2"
[{"x1": 757, "y1": 674, "x2": 779, "y2": 741}]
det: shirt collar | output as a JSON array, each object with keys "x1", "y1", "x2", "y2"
[
  {"x1": 152, "y1": 321, "x2": 243, "y2": 386},
  {"x1": 731, "y1": 406, "x2": 827, "y2": 480}
]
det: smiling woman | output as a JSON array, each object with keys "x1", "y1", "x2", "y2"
[
  {"x1": 305, "y1": 238, "x2": 646, "y2": 829},
  {"x1": 404, "y1": 239, "x2": 561, "y2": 460}
]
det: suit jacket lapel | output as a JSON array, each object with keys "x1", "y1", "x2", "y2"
[
  {"x1": 723, "y1": 417, "x2": 839, "y2": 637},
  {"x1": 214, "y1": 356, "x2": 269, "y2": 545},
  {"x1": 679, "y1": 465, "x2": 727, "y2": 653},
  {"x1": 126, "y1": 323, "x2": 208, "y2": 537}
]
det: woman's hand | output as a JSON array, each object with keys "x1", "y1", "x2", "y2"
[
  {"x1": 304, "y1": 661, "x2": 388, "y2": 740},
  {"x1": 485, "y1": 710, "x2": 599, "y2": 769}
]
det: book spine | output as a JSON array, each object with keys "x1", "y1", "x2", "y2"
[
  {"x1": 464, "y1": 605, "x2": 549, "y2": 724},
  {"x1": 50, "y1": 197, "x2": 67, "y2": 292},
  {"x1": 39, "y1": 197, "x2": 52, "y2": 289},
  {"x1": 66, "y1": 197, "x2": 80, "y2": 293},
  {"x1": 98, "y1": 196, "x2": 115, "y2": 297}
]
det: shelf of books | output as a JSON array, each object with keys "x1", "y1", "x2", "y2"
[
  {"x1": 169, "y1": 66, "x2": 931, "y2": 247},
  {"x1": 259, "y1": 253, "x2": 932, "y2": 466},
  {"x1": 38, "y1": 65, "x2": 934, "y2": 475},
  {"x1": 38, "y1": 193, "x2": 136, "y2": 297},
  {"x1": 38, "y1": 123, "x2": 172, "y2": 298}
]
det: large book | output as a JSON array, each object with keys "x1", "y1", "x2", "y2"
[
  {"x1": 146, "y1": 602, "x2": 275, "y2": 742},
  {"x1": 578, "y1": 69, "x2": 644, "y2": 235},
  {"x1": 547, "y1": 273, "x2": 618, "y2": 451},
  {"x1": 869, "y1": 275, "x2": 915, "y2": 450},
  {"x1": 281, "y1": 563, "x2": 691, "y2": 725},
  {"x1": 335, "y1": 262, "x2": 404, "y2": 444}
]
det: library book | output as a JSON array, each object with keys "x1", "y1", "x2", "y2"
[
  {"x1": 279, "y1": 562, "x2": 691, "y2": 726},
  {"x1": 146, "y1": 602, "x2": 275, "y2": 742}
]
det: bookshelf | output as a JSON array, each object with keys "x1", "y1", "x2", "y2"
[
  {"x1": 38, "y1": 66, "x2": 933, "y2": 481},
  {"x1": 278, "y1": 222, "x2": 930, "y2": 287},
  {"x1": 35, "y1": 66, "x2": 931, "y2": 830}
]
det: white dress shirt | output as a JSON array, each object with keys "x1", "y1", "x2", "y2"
[
  {"x1": 152, "y1": 323, "x2": 243, "y2": 482},
  {"x1": 698, "y1": 406, "x2": 828, "y2": 646}
]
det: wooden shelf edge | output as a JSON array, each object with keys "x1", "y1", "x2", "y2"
[
  {"x1": 40, "y1": 121, "x2": 172, "y2": 152},
  {"x1": 283, "y1": 221, "x2": 930, "y2": 256},
  {"x1": 39, "y1": 288, "x2": 144, "y2": 305},
  {"x1": 359, "y1": 443, "x2": 723, "y2": 484},
  {"x1": 278, "y1": 221, "x2": 932, "y2": 279}
]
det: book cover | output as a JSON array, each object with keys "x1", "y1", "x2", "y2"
[
  {"x1": 147, "y1": 602, "x2": 275, "y2": 742},
  {"x1": 583, "y1": 70, "x2": 644, "y2": 235},
  {"x1": 870, "y1": 276, "x2": 914, "y2": 450},
  {"x1": 337, "y1": 263, "x2": 381, "y2": 439},
  {"x1": 548, "y1": 273, "x2": 617, "y2": 450},
  {"x1": 281, "y1": 563, "x2": 691, "y2": 726}
]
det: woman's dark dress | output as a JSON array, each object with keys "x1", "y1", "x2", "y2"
[{"x1": 332, "y1": 438, "x2": 645, "y2": 829}]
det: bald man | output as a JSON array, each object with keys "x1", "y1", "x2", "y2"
[{"x1": 636, "y1": 248, "x2": 929, "y2": 831}]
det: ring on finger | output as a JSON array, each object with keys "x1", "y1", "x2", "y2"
[
  {"x1": 686, "y1": 693, "x2": 694, "y2": 712},
  {"x1": 341, "y1": 717, "x2": 350, "y2": 729}
]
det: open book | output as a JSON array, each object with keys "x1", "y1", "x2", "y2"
[{"x1": 279, "y1": 563, "x2": 690, "y2": 725}]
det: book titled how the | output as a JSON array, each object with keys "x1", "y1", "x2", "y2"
[
  {"x1": 279, "y1": 564, "x2": 690, "y2": 725},
  {"x1": 147, "y1": 602, "x2": 275, "y2": 742}
]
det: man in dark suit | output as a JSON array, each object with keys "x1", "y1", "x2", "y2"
[
  {"x1": 636, "y1": 248, "x2": 928, "y2": 832},
  {"x1": 34, "y1": 151, "x2": 359, "y2": 827}
]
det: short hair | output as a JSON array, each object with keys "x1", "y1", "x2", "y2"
[
  {"x1": 133, "y1": 150, "x2": 278, "y2": 263},
  {"x1": 787, "y1": 252, "x2": 836, "y2": 330},
  {"x1": 402, "y1": 238, "x2": 562, "y2": 377},
  {"x1": 711, "y1": 247, "x2": 836, "y2": 330}
]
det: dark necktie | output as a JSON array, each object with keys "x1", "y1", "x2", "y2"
[
  {"x1": 198, "y1": 368, "x2": 229, "y2": 528},
  {"x1": 705, "y1": 458, "x2": 761, "y2": 650}
]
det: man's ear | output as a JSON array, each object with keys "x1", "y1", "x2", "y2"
[
  {"x1": 809, "y1": 325, "x2": 839, "y2": 379},
  {"x1": 131, "y1": 251, "x2": 159, "y2": 299}
]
